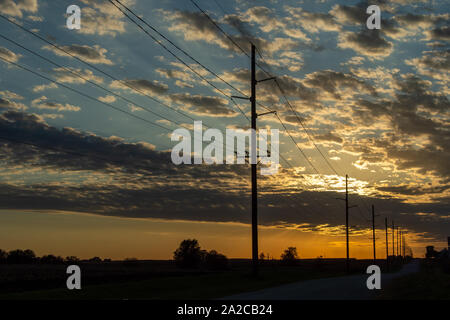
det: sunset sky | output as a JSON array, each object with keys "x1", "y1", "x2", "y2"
[{"x1": 0, "y1": 0, "x2": 448, "y2": 260}]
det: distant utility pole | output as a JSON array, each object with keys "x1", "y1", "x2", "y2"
[
  {"x1": 372, "y1": 205, "x2": 376, "y2": 263},
  {"x1": 400, "y1": 230, "x2": 403, "y2": 258},
  {"x1": 392, "y1": 220, "x2": 395, "y2": 257},
  {"x1": 250, "y1": 44, "x2": 258, "y2": 277},
  {"x1": 385, "y1": 217, "x2": 389, "y2": 269},
  {"x1": 396, "y1": 226, "x2": 399, "y2": 257},
  {"x1": 337, "y1": 174, "x2": 357, "y2": 273},
  {"x1": 233, "y1": 43, "x2": 276, "y2": 277},
  {"x1": 402, "y1": 232, "x2": 406, "y2": 258}
]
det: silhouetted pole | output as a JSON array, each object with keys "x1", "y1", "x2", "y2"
[
  {"x1": 336, "y1": 174, "x2": 356, "y2": 273},
  {"x1": 392, "y1": 220, "x2": 395, "y2": 257},
  {"x1": 250, "y1": 44, "x2": 258, "y2": 276},
  {"x1": 372, "y1": 205, "x2": 376, "y2": 263},
  {"x1": 396, "y1": 226, "x2": 399, "y2": 256},
  {"x1": 400, "y1": 230, "x2": 402, "y2": 258},
  {"x1": 346, "y1": 174, "x2": 349, "y2": 272},
  {"x1": 385, "y1": 217, "x2": 389, "y2": 270},
  {"x1": 232, "y1": 44, "x2": 276, "y2": 276},
  {"x1": 403, "y1": 233, "x2": 406, "y2": 257}
]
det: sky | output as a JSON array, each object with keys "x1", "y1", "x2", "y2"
[{"x1": 0, "y1": 0, "x2": 448, "y2": 260}]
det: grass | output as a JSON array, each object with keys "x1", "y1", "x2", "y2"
[
  {"x1": 378, "y1": 262, "x2": 450, "y2": 300},
  {"x1": 0, "y1": 265, "x2": 346, "y2": 300}
]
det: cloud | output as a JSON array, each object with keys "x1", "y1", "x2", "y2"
[
  {"x1": 338, "y1": 29, "x2": 393, "y2": 58},
  {"x1": 110, "y1": 79, "x2": 168, "y2": 96},
  {"x1": 0, "y1": 90, "x2": 27, "y2": 111},
  {"x1": 42, "y1": 44, "x2": 114, "y2": 65},
  {"x1": 169, "y1": 93, "x2": 236, "y2": 117},
  {"x1": 331, "y1": 4, "x2": 366, "y2": 25},
  {"x1": 0, "y1": 0, "x2": 38, "y2": 18},
  {"x1": 376, "y1": 185, "x2": 450, "y2": 196},
  {"x1": 0, "y1": 90, "x2": 23, "y2": 100},
  {"x1": 31, "y1": 96, "x2": 81, "y2": 112},
  {"x1": 425, "y1": 26, "x2": 450, "y2": 41},
  {"x1": 405, "y1": 49, "x2": 449, "y2": 81},
  {"x1": 163, "y1": 9, "x2": 298, "y2": 55},
  {"x1": 0, "y1": 46, "x2": 20, "y2": 63},
  {"x1": 77, "y1": 0, "x2": 135, "y2": 36},
  {"x1": 303, "y1": 70, "x2": 377, "y2": 100},
  {"x1": 32, "y1": 83, "x2": 58, "y2": 93},
  {"x1": 156, "y1": 68, "x2": 194, "y2": 83},
  {"x1": 0, "y1": 109, "x2": 449, "y2": 241},
  {"x1": 314, "y1": 132, "x2": 343, "y2": 145},
  {"x1": 52, "y1": 67, "x2": 104, "y2": 84},
  {"x1": 0, "y1": 97, "x2": 27, "y2": 111},
  {"x1": 286, "y1": 7, "x2": 341, "y2": 33},
  {"x1": 98, "y1": 95, "x2": 117, "y2": 103},
  {"x1": 349, "y1": 74, "x2": 450, "y2": 180}
]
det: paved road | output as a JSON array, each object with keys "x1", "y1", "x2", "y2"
[{"x1": 223, "y1": 261, "x2": 420, "y2": 300}]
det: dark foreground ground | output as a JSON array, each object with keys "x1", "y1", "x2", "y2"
[
  {"x1": 377, "y1": 260, "x2": 450, "y2": 300},
  {"x1": 0, "y1": 258, "x2": 408, "y2": 299}
]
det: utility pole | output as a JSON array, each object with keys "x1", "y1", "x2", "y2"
[
  {"x1": 372, "y1": 205, "x2": 376, "y2": 263},
  {"x1": 385, "y1": 217, "x2": 389, "y2": 270},
  {"x1": 392, "y1": 220, "x2": 395, "y2": 257},
  {"x1": 346, "y1": 174, "x2": 349, "y2": 271},
  {"x1": 250, "y1": 44, "x2": 258, "y2": 277},
  {"x1": 337, "y1": 174, "x2": 357, "y2": 273},
  {"x1": 396, "y1": 226, "x2": 399, "y2": 257},
  {"x1": 232, "y1": 43, "x2": 276, "y2": 277},
  {"x1": 400, "y1": 230, "x2": 402, "y2": 259}
]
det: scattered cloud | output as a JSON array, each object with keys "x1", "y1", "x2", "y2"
[{"x1": 42, "y1": 44, "x2": 114, "y2": 65}]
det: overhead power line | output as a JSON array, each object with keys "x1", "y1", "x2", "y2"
[
  {"x1": 0, "y1": 13, "x2": 200, "y2": 126},
  {"x1": 107, "y1": 0, "x2": 250, "y2": 121},
  {"x1": 0, "y1": 55, "x2": 172, "y2": 133}
]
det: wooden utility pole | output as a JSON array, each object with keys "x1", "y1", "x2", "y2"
[
  {"x1": 392, "y1": 220, "x2": 395, "y2": 257},
  {"x1": 372, "y1": 205, "x2": 376, "y2": 263},
  {"x1": 385, "y1": 217, "x2": 389, "y2": 269},
  {"x1": 337, "y1": 174, "x2": 357, "y2": 272},
  {"x1": 399, "y1": 230, "x2": 402, "y2": 258},
  {"x1": 396, "y1": 226, "x2": 399, "y2": 257},
  {"x1": 250, "y1": 44, "x2": 258, "y2": 276},
  {"x1": 346, "y1": 174, "x2": 349, "y2": 271},
  {"x1": 232, "y1": 44, "x2": 276, "y2": 276}
]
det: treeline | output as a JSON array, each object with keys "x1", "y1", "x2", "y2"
[
  {"x1": 173, "y1": 239, "x2": 229, "y2": 270},
  {"x1": 173, "y1": 239, "x2": 300, "y2": 269},
  {"x1": 0, "y1": 249, "x2": 110, "y2": 264}
]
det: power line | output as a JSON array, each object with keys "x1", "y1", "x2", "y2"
[
  {"x1": 189, "y1": 0, "x2": 251, "y2": 59},
  {"x1": 0, "y1": 33, "x2": 194, "y2": 132},
  {"x1": 107, "y1": 0, "x2": 250, "y2": 121},
  {"x1": 0, "y1": 13, "x2": 200, "y2": 126},
  {"x1": 112, "y1": 0, "x2": 247, "y2": 99},
  {"x1": 0, "y1": 56, "x2": 173, "y2": 133},
  {"x1": 187, "y1": 1, "x2": 346, "y2": 186}
]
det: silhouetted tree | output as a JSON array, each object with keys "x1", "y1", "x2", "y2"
[
  {"x1": 259, "y1": 252, "x2": 265, "y2": 260},
  {"x1": 40, "y1": 254, "x2": 64, "y2": 264},
  {"x1": 7, "y1": 249, "x2": 36, "y2": 264},
  {"x1": 174, "y1": 239, "x2": 203, "y2": 268},
  {"x1": 426, "y1": 246, "x2": 439, "y2": 259},
  {"x1": 281, "y1": 247, "x2": 298, "y2": 265},
  {"x1": 0, "y1": 249, "x2": 6, "y2": 264},
  {"x1": 88, "y1": 257, "x2": 102, "y2": 263},
  {"x1": 65, "y1": 256, "x2": 80, "y2": 264},
  {"x1": 204, "y1": 250, "x2": 228, "y2": 270}
]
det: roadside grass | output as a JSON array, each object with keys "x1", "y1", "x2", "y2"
[
  {"x1": 378, "y1": 264, "x2": 450, "y2": 300},
  {"x1": 0, "y1": 266, "x2": 346, "y2": 300}
]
